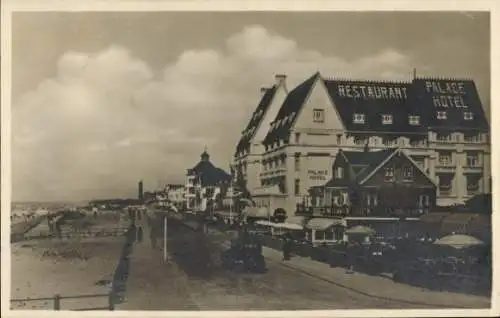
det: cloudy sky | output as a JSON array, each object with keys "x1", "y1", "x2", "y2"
[{"x1": 11, "y1": 11, "x2": 490, "y2": 202}]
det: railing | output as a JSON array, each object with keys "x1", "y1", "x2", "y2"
[
  {"x1": 296, "y1": 206, "x2": 428, "y2": 218},
  {"x1": 10, "y1": 293, "x2": 114, "y2": 311}
]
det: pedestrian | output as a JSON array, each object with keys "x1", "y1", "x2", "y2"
[
  {"x1": 137, "y1": 227, "x2": 143, "y2": 243},
  {"x1": 150, "y1": 226, "x2": 157, "y2": 249},
  {"x1": 282, "y1": 234, "x2": 291, "y2": 261}
]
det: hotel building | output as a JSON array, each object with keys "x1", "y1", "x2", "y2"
[{"x1": 233, "y1": 72, "x2": 490, "y2": 218}]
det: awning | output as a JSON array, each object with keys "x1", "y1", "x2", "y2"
[
  {"x1": 255, "y1": 220, "x2": 275, "y2": 226},
  {"x1": 434, "y1": 234, "x2": 485, "y2": 249},
  {"x1": 244, "y1": 206, "x2": 270, "y2": 218},
  {"x1": 305, "y1": 218, "x2": 345, "y2": 230},
  {"x1": 272, "y1": 222, "x2": 304, "y2": 230},
  {"x1": 286, "y1": 216, "x2": 307, "y2": 226},
  {"x1": 345, "y1": 225, "x2": 376, "y2": 235}
]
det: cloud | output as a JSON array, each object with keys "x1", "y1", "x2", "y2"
[{"x1": 12, "y1": 25, "x2": 414, "y2": 201}]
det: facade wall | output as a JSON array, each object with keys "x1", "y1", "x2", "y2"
[
  {"x1": 234, "y1": 79, "x2": 288, "y2": 195},
  {"x1": 234, "y1": 75, "x2": 490, "y2": 217}
]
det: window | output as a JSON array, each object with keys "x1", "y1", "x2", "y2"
[
  {"x1": 466, "y1": 175, "x2": 480, "y2": 195},
  {"x1": 384, "y1": 167, "x2": 395, "y2": 182},
  {"x1": 403, "y1": 166, "x2": 414, "y2": 181},
  {"x1": 408, "y1": 115, "x2": 420, "y2": 125},
  {"x1": 382, "y1": 114, "x2": 393, "y2": 125},
  {"x1": 295, "y1": 133, "x2": 301, "y2": 144},
  {"x1": 315, "y1": 231, "x2": 325, "y2": 241},
  {"x1": 335, "y1": 166, "x2": 344, "y2": 179},
  {"x1": 409, "y1": 138, "x2": 425, "y2": 147},
  {"x1": 324, "y1": 230, "x2": 334, "y2": 241},
  {"x1": 437, "y1": 111, "x2": 447, "y2": 120},
  {"x1": 294, "y1": 153, "x2": 301, "y2": 172},
  {"x1": 439, "y1": 175, "x2": 453, "y2": 195},
  {"x1": 294, "y1": 179, "x2": 300, "y2": 196},
  {"x1": 438, "y1": 151, "x2": 452, "y2": 166},
  {"x1": 464, "y1": 112, "x2": 474, "y2": 120},
  {"x1": 354, "y1": 136, "x2": 366, "y2": 145},
  {"x1": 466, "y1": 152, "x2": 479, "y2": 167},
  {"x1": 313, "y1": 109, "x2": 325, "y2": 123},
  {"x1": 353, "y1": 113, "x2": 365, "y2": 124},
  {"x1": 436, "y1": 133, "x2": 451, "y2": 142},
  {"x1": 336, "y1": 134, "x2": 342, "y2": 145},
  {"x1": 383, "y1": 137, "x2": 396, "y2": 146},
  {"x1": 334, "y1": 228, "x2": 344, "y2": 241},
  {"x1": 464, "y1": 133, "x2": 479, "y2": 143},
  {"x1": 411, "y1": 156, "x2": 425, "y2": 169}
]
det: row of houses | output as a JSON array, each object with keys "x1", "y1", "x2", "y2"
[{"x1": 233, "y1": 72, "x2": 491, "y2": 220}]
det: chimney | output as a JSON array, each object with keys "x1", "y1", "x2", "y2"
[
  {"x1": 138, "y1": 180, "x2": 144, "y2": 202},
  {"x1": 260, "y1": 87, "x2": 268, "y2": 97},
  {"x1": 275, "y1": 74, "x2": 287, "y2": 88},
  {"x1": 413, "y1": 68, "x2": 417, "y2": 79}
]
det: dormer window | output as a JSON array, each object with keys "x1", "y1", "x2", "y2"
[
  {"x1": 353, "y1": 113, "x2": 365, "y2": 124},
  {"x1": 436, "y1": 133, "x2": 451, "y2": 142},
  {"x1": 408, "y1": 115, "x2": 420, "y2": 125},
  {"x1": 464, "y1": 112, "x2": 474, "y2": 120},
  {"x1": 313, "y1": 109, "x2": 325, "y2": 123},
  {"x1": 437, "y1": 111, "x2": 447, "y2": 120},
  {"x1": 335, "y1": 167, "x2": 344, "y2": 179},
  {"x1": 382, "y1": 114, "x2": 393, "y2": 125}
]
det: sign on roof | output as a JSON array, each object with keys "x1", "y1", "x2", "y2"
[
  {"x1": 424, "y1": 80, "x2": 469, "y2": 108},
  {"x1": 336, "y1": 82, "x2": 409, "y2": 100}
]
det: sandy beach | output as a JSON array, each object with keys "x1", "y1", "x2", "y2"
[{"x1": 11, "y1": 236, "x2": 125, "y2": 310}]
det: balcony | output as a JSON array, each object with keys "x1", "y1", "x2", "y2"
[
  {"x1": 463, "y1": 159, "x2": 483, "y2": 173},
  {"x1": 296, "y1": 206, "x2": 428, "y2": 218},
  {"x1": 435, "y1": 160, "x2": 455, "y2": 172},
  {"x1": 438, "y1": 188, "x2": 452, "y2": 197}
]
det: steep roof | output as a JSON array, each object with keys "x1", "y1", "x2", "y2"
[
  {"x1": 347, "y1": 148, "x2": 398, "y2": 183},
  {"x1": 263, "y1": 73, "x2": 319, "y2": 145},
  {"x1": 409, "y1": 78, "x2": 489, "y2": 132},
  {"x1": 323, "y1": 148, "x2": 397, "y2": 188},
  {"x1": 261, "y1": 73, "x2": 489, "y2": 146},
  {"x1": 323, "y1": 80, "x2": 422, "y2": 134},
  {"x1": 235, "y1": 85, "x2": 277, "y2": 154}
]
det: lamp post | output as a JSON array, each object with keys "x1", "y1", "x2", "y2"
[{"x1": 163, "y1": 212, "x2": 168, "y2": 263}]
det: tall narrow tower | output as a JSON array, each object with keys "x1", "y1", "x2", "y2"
[{"x1": 138, "y1": 180, "x2": 144, "y2": 202}]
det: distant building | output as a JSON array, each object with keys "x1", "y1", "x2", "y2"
[
  {"x1": 233, "y1": 72, "x2": 490, "y2": 218},
  {"x1": 165, "y1": 184, "x2": 185, "y2": 207},
  {"x1": 185, "y1": 149, "x2": 231, "y2": 211}
]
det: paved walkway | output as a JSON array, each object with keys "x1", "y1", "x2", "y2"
[{"x1": 116, "y1": 210, "x2": 198, "y2": 310}]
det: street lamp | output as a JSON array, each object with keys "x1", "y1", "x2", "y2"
[{"x1": 163, "y1": 213, "x2": 168, "y2": 263}]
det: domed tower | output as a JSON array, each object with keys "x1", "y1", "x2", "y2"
[{"x1": 201, "y1": 147, "x2": 210, "y2": 162}]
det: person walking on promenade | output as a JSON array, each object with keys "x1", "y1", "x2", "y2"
[
  {"x1": 137, "y1": 227, "x2": 143, "y2": 243},
  {"x1": 150, "y1": 224, "x2": 157, "y2": 249},
  {"x1": 283, "y1": 233, "x2": 292, "y2": 261}
]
